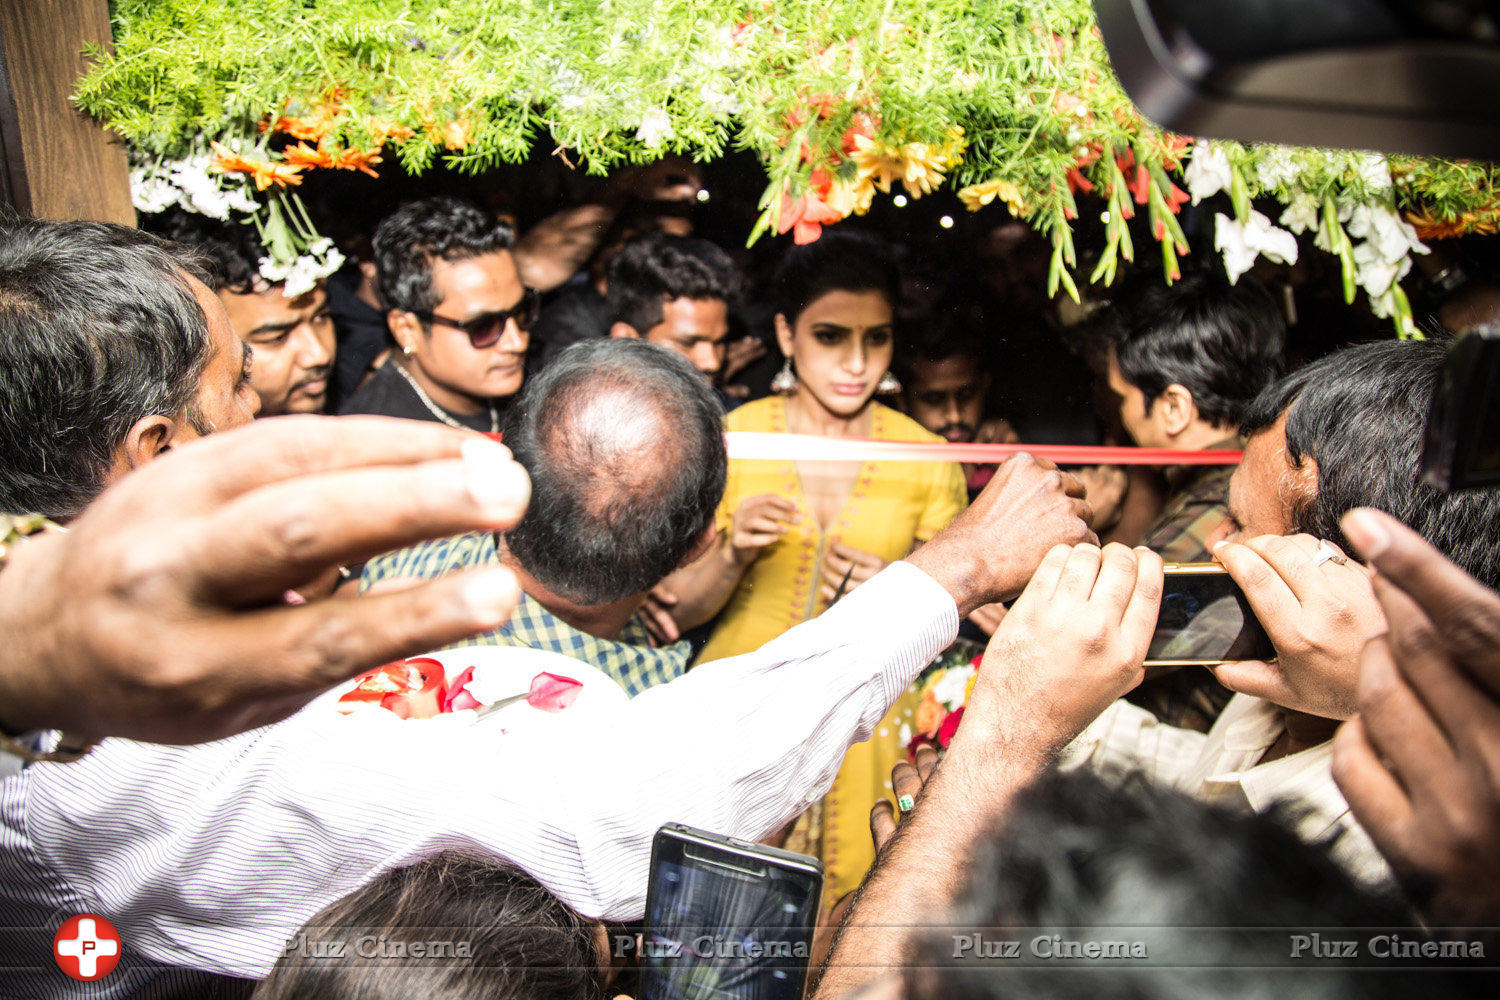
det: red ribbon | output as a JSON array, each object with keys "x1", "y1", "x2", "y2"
[{"x1": 484, "y1": 431, "x2": 1240, "y2": 466}]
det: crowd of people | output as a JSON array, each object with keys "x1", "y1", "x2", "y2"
[{"x1": 0, "y1": 175, "x2": 1497, "y2": 1000}]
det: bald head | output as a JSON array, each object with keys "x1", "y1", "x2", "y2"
[{"x1": 502, "y1": 339, "x2": 727, "y2": 605}]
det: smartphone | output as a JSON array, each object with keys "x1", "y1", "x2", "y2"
[
  {"x1": 1145, "y1": 563, "x2": 1275, "y2": 666},
  {"x1": 640, "y1": 823, "x2": 824, "y2": 1000}
]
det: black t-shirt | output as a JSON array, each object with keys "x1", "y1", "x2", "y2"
[
  {"x1": 325, "y1": 267, "x2": 392, "y2": 413},
  {"x1": 339, "y1": 362, "x2": 504, "y2": 433}
]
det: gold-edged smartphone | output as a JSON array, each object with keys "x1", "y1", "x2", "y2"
[{"x1": 1145, "y1": 563, "x2": 1275, "y2": 667}]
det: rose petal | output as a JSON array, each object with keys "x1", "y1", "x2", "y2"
[{"x1": 526, "y1": 672, "x2": 583, "y2": 712}]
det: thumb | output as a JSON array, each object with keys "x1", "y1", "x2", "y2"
[{"x1": 1210, "y1": 660, "x2": 1291, "y2": 703}]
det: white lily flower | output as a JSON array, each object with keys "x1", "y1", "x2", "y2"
[
  {"x1": 1184, "y1": 141, "x2": 1234, "y2": 204},
  {"x1": 1255, "y1": 148, "x2": 1301, "y2": 191},
  {"x1": 1215, "y1": 211, "x2": 1299, "y2": 284},
  {"x1": 1279, "y1": 191, "x2": 1320, "y2": 235},
  {"x1": 1346, "y1": 205, "x2": 1428, "y2": 264},
  {"x1": 1354, "y1": 153, "x2": 1394, "y2": 190},
  {"x1": 129, "y1": 170, "x2": 179, "y2": 214},
  {"x1": 258, "y1": 256, "x2": 293, "y2": 283},
  {"x1": 635, "y1": 109, "x2": 674, "y2": 149},
  {"x1": 1352, "y1": 240, "x2": 1412, "y2": 301},
  {"x1": 930, "y1": 665, "x2": 976, "y2": 709}
]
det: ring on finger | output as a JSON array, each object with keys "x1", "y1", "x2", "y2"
[
  {"x1": 896, "y1": 794, "x2": 916, "y2": 813},
  {"x1": 1312, "y1": 539, "x2": 1348, "y2": 567}
]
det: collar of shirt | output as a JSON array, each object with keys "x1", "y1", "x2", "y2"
[
  {"x1": 1162, "y1": 435, "x2": 1242, "y2": 495},
  {"x1": 1196, "y1": 697, "x2": 1347, "y2": 826}
]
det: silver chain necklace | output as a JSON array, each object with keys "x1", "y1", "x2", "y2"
[{"x1": 391, "y1": 360, "x2": 499, "y2": 433}]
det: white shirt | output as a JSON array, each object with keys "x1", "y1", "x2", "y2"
[
  {"x1": 1059, "y1": 693, "x2": 1390, "y2": 887},
  {"x1": 0, "y1": 561, "x2": 958, "y2": 999}
]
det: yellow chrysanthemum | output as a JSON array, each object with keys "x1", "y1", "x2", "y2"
[
  {"x1": 849, "y1": 134, "x2": 905, "y2": 194},
  {"x1": 823, "y1": 175, "x2": 875, "y2": 217},
  {"x1": 958, "y1": 178, "x2": 1026, "y2": 215}
]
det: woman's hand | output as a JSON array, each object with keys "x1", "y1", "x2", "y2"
[
  {"x1": 820, "y1": 542, "x2": 888, "y2": 603},
  {"x1": 728, "y1": 494, "x2": 799, "y2": 565}
]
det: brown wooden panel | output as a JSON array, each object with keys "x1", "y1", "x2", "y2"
[{"x1": 0, "y1": 0, "x2": 131, "y2": 223}]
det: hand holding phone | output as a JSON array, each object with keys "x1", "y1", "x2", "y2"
[{"x1": 1210, "y1": 534, "x2": 1384, "y2": 721}]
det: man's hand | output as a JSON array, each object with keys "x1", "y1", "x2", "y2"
[
  {"x1": 722, "y1": 335, "x2": 768, "y2": 385},
  {"x1": 968, "y1": 543, "x2": 1163, "y2": 752},
  {"x1": 905, "y1": 454, "x2": 1095, "y2": 616},
  {"x1": 728, "y1": 494, "x2": 798, "y2": 565},
  {"x1": 1213, "y1": 534, "x2": 1383, "y2": 720},
  {"x1": 966, "y1": 602, "x2": 1007, "y2": 636},
  {"x1": 639, "y1": 585, "x2": 682, "y2": 646},
  {"x1": 1332, "y1": 508, "x2": 1500, "y2": 927},
  {"x1": 820, "y1": 543, "x2": 887, "y2": 604},
  {"x1": 0, "y1": 417, "x2": 530, "y2": 745},
  {"x1": 869, "y1": 745, "x2": 939, "y2": 854}
]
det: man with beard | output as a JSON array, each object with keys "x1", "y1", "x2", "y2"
[{"x1": 147, "y1": 209, "x2": 337, "y2": 418}]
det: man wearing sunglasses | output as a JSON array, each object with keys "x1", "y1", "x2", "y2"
[{"x1": 341, "y1": 197, "x2": 536, "y2": 433}]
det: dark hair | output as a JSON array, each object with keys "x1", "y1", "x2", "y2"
[
  {"x1": 903, "y1": 770, "x2": 1430, "y2": 1000},
  {"x1": 141, "y1": 206, "x2": 268, "y2": 294},
  {"x1": 895, "y1": 298, "x2": 991, "y2": 380},
  {"x1": 373, "y1": 196, "x2": 515, "y2": 315},
  {"x1": 1241, "y1": 339, "x2": 1500, "y2": 590},
  {"x1": 1110, "y1": 270, "x2": 1286, "y2": 427},
  {"x1": 773, "y1": 231, "x2": 900, "y2": 326},
  {"x1": 0, "y1": 218, "x2": 212, "y2": 519},
  {"x1": 501, "y1": 338, "x2": 727, "y2": 604},
  {"x1": 253, "y1": 852, "x2": 607, "y2": 1000},
  {"x1": 605, "y1": 233, "x2": 741, "y2": 334}
]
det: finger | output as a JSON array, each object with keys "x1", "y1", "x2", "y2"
[
  {"x1": 1210, "y1": 660, "x2": 1295, "y2": 705},
  {"x1": 1055, "y1": 544, "x2": 1103, "y2": 599},
  {"x1": 1088, "y1": 542, "x2": 1140, "y2": 613},
  {"x1": 1058, "y1": 471, "x2": 1087, "y2": 500},
  {"x1": 739, "y1": 532, "x2": 782, "y2": 549},
  {"x1": 1242, "y1": 534, "x2": 1329, "y2": 605},
  {"x1": 1343, "y1": 507, "x2": 1500, "y2": 688},
  {"x1": 172, "y1": 415, "x2": 491, "y2": 505},
  {"x1": 749, "y1": 495, "x2": 799, "y2": 517},
  {"x1": 188, "y1": 566, "x2": 523, "y2": 732},
  {"x1": 1355, "y1": 633, "x2": 1457, "y2": 788},
  {"x1": 650, "y1": 588, "x2": 679, "y2": 607},
  {"x1": 1120, "y1": 547, "x2": 1164, "y2": 663},
  {"x1": 914, "y1": 744, "x2": 939, "y2": 784},
  {"x1": 189, "y1": 442, "x2": 531, "y2": 605},
  {"x1": 1016, "y1": 544, "x2": 1073, "y2": 608},
  {"x1": 1330, "y1": 717, "x2": 1415, "y2": 862},
  {"x1": 870, "y1": 800, "x2": 897, "y2": 853},
  {"x1": 1373, "y1": 573, "x2": 1500, "y2": 749},
  {"x1": 1069, "y1": 498, "x2": 1099, "y2": 539},
  {"x1": 640, "y1": 602, "x2": 681, "y2": 645},
  {"x1": 891, "y1": 760, "x2": 923, "y2": 805},
  {"x1": 1214, "y1": 539, "x2": 1299, "y2": 636}
]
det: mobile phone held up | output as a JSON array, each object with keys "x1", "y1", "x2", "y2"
[
  {"x1": 1146, "y1": 564, "x2": 1275, "y2": 667},
  {"x1": 640, "y1": 823, "x2": 824, "y2": 1000}
]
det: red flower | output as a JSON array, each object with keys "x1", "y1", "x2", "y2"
[
  {"x1": 338, "y1": 658, "x2": 446, "y2": 719},
  {"x1": 1066, "y1": 168, "x2": 1094, "y2": 195},
  {"x1": 1130, "y1": 165, "x2": 1152, "y2": 205},
  {"x1": 777, "y1": 191, "x2": 842, "y2": 244},
  {"x1": 936, "y1": 706, "x2": 965, "y2": 748}
]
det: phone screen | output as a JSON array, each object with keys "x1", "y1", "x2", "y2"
[
  {"x1": 1147, "y1": 567, "x2": 1275, "y2": 664},
  {"x1": 641, "y1": 827, "x2": 823, "y2": 1000}
]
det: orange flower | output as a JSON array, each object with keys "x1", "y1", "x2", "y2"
[
  {"x1": 209, "y1": 141, "x2": 305, "y2": 190},
  {"x1": 914, "y1": 690, "x2": 945, "y2": 737},
  {"x1": 777, "y1": 190, "x2": 842, "y2": 245},
  {"x1": 1405, "y1": 209, "x2": 1499, "y2": 241},
  {"x1": 439, "y1": 119, "x2": 475, "y2": 150},
  {"x1": 282, "y1": 140, "x2": 383, "y2": 178},
  {"x1": 366, "y1": 117, "x2": 417, "y2": 145}
]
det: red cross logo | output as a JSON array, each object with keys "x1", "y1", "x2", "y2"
[{"x1": 53, "y1": 914, "x2": 121, "y2": 981}]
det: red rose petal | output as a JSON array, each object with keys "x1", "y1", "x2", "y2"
[{"x1": 526, "y1": 672, "x2": 583, "y2": 712}]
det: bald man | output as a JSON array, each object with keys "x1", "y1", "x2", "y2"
[{"x1": 358, "y1": 338, "x2": 724, "y2": 695}]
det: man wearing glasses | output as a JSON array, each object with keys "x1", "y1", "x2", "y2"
[{"x1": 341, "y1": 196, "x2": 539, "y2": 433}]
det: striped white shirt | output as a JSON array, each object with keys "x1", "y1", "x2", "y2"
[{"x1": 0, "y1": 561, "x2": 957, "y2": 998}]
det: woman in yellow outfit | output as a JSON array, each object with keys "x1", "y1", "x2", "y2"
[{"x1": 658, "y1": 233, "x2": 965, "y2": 908}]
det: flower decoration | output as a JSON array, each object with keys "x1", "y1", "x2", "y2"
[{"x1": 79, "y1": 0, "x2": 1500, "y2": 341}]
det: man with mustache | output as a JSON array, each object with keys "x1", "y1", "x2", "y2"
[{"x1": 149, "y1": 209, "x2": 337, "y2": 417}]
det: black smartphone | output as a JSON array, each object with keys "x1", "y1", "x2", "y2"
[
  {"x1": 1145, "y1": 563, "x2": 1276, "y2": 666},
  {"x1": 640, "y1": 823, "x2": 824, "y2": 1000}
]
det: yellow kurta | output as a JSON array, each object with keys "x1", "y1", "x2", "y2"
[{"x1": 696, "y1": 395, "x2": 967, "y2": 905}]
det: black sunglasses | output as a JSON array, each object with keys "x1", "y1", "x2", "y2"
[{"x1": 418, "y1": 287, "x2": 540, "y2": 348}]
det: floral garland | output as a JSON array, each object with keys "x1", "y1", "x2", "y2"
[{"x1": 77, "y1": 0, "x2": 1500, "y2": 333}]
